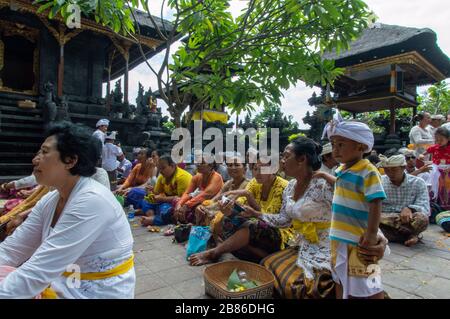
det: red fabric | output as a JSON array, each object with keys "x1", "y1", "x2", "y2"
[
  {"x1": 426, "y1": 144, "x2": 450, "y2": 165},
  {"x1": 3, "y1": 198, "x2": 23, "y2": 213}
]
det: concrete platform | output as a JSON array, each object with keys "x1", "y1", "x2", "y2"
[{"x1": 132, "y1": 223, "x2": 450, "y2": 299}]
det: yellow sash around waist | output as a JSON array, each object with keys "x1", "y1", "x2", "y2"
[
  {"x1": 41, "y1": 255, "x2": 134, "y2": 299},
  {"x1": 62, "y1": 255, "x2": 134, "y2": 280},
  {"x1": 292, "y1": 220, "x2": 330, "y2": 244}
]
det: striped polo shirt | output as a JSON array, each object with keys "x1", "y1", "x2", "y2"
[{"x1": 330, "y1": 159, "x2": 386, "y2": 245}]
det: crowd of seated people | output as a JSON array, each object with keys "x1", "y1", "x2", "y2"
[{"x1": 1, "y1": 111, "x2": 450, "y2": 299}]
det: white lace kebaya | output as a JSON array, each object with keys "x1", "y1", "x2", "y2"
[{"x1": 261, "y1": 178, "x2": 333, "y2": 279}]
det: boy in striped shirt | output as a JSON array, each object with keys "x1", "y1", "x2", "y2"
[{"x1": 327, "y1": 121, "x2": 386, "y2": 299}]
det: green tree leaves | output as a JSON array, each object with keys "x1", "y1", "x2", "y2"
[
  {"x1": 37, "y1": 0, "x2": 374, "y2": 126},
  {"x1": 419, "y1": 81, "x2": 450, "y2": 115}
]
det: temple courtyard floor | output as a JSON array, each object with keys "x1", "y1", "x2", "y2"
[{"x1": 131, "y1": 223, "x2": 450, "y2": 299}]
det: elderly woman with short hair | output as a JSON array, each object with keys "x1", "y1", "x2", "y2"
[{"x1": 0, "y1": 122, "x2": 135, "y2": 298}]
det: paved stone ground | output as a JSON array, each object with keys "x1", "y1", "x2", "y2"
[{"x1": 132, "y1": 222, "x2": 450, "y2": 299}]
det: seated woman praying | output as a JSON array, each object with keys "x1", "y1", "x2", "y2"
[
  {"x1": 139, "y1": 155, "x2": 192, "y2": 226},
  {"x1": 195, "y1": 154, "x2": 250, "y2": 226},
  {"x1": 173, "y1": 156, "x2": 224, "y2": 224},
  {"x1": 114, "y1": 148, "x2": 157, "y2": 207},
  {"x1": 0, "y1": 122, "x2": 135, "y2": 298},
  {"x1": 189, "y1": 159, "x2": 292, "y2": 266}
]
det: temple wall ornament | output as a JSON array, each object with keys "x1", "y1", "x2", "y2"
[{"x1": 0, "y1": 0, "x2": 162, "y2": 49}]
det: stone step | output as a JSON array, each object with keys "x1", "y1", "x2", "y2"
[
  {"x1": 0, "y1": 175, "x2": 28, "y2": 184},
  {"x1": 0, "y1": 113, "x2": 43, "y2": 122},
  {"x1": 0, "y1": 131, "x2": 44, "y2": 139},
  {"x1": 0, "y1": 105, "x2": 42, "y2": 115},
  {"x1": 0, "y1": 122, "x2": 44, "y2": 130},
  {"x1": 0, "y1": 94, "x2": 39, "y2": 108},
  {"x1": 0, "y1": 152, "x2": 35, "y2": 157},
  {"x1": 69, "y1": 113, "x2": 108, "y2": 120},
  {"x1": 0, "y1": 163, "x2": 33, "y2": 176},
  {"x1": 0, "y1": 152, "x2": 35, "y2": 163},
  {"x1": 0, "y1": 141, "x2": 40, "y2": 153},
  {"x1": 0, "y1": 163, "x2": 32, "y2": 168}
]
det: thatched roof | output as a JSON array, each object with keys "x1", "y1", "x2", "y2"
[
  {"x1": 132, "y1": 10, "x2": 175, "y2": 38},
  {"x1": 323, "y1": 23, "x2": 450, "y2": 78}
]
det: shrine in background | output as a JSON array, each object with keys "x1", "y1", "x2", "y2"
[{"x1": 0, "y1": 0, "x2": 173, "y2": 181}]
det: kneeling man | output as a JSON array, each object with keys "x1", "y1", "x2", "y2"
[{"x1": 379, "y1": 154, "x2": 430, "y2": 247}]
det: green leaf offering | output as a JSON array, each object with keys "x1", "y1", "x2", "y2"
[
  {"x1": 227, "y1": 269, "x2": 240, "y2": 290},
  {"x1": 227, "y1": 269, "x2": 259, "y2": 291}
]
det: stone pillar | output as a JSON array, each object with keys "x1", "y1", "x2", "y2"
[
  {"x1": 390, "y1": 64, "x2": 397, "y2": 94},
  {"x1": 389, "y1": 106, "x2": 396, "y2": 135},
  {"x1": 124, "y1": 46, "x2": 130, "y2": 105},
  {"x1": 57, "y1": 44, "x2": 64, "y2": 98}
]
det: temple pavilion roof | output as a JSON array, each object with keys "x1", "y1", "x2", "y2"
[{"x1": 324, "y1": 23, "x2": 450, "y2": 84}]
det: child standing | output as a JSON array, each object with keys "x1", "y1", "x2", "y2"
[{"x1": 325, "y1": 120, "x2": 386, "y2": 299}]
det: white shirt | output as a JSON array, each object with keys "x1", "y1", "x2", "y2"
[
  {"x1": 118, "y1": 159, "x2": 132, "y2": 178},
  {"x1": 0, "y1": 177, "x2": 135, "y2": 299},
  {"x1": 428, "y1": 125, "x2": 439, "y2": 142},
  {"x1": 442, "y1": 122, "x2": 450, "y2": 131},
  {"x1": 13, "y1": 175, "x2": 38, "y2": 189},
  {"x1": 409, "y1": 126, "x2": 434, "y2": 154},
  {"x1": 91, "y1": 168, "x2": 111, "y2": 189},
  {"x1": 102, "y1": 143, "x2": 123, "y2": 172},
  {"x1": 320, "y1": 164, "x2": 336, "y2": 176},
  {"x1": 92, "y1": 129, "x2": 106, "y2": 144}
]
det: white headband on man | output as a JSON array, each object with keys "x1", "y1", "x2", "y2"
[
  {"x1": 320, "y1": 143, "x2": 333, "y2": 156},
  {"x1": 378, "y1": 154, "x2": 406, "y2": 168},
  {"x1": 96, "y1": 119, "x2": 110, "y2": 127},
  {"x1": 322, "y1": 111, "x2": 374, "y2": 151}
]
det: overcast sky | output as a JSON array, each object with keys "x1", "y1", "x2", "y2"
[{"x1": 112, "y1": 0, "x2": 450, "y2": 127}]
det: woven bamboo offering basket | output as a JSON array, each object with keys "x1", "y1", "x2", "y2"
[{"x1": 204, "y1": 260, "x2": 275, "y2": 299}]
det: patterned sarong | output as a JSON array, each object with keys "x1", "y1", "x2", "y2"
[
  {"x1": 379, "y1": 212, "x2": 429, "y2": 243},
  {"x1": 261, "y1": 247, "x2": 335, "y2": 299}
]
